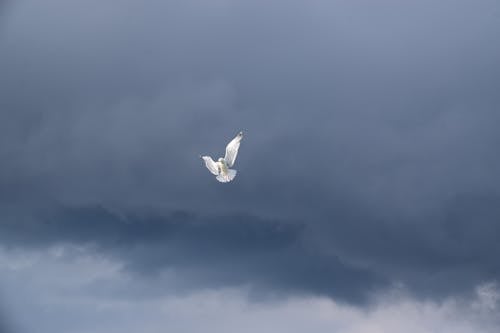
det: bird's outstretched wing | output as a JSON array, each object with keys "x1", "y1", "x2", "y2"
[
  {"x1": 224, "y1": 131, "x2": 243, "y2": 168},
  {"x1": 201, "y1": 156, "x2": 219, "y2": 175}
]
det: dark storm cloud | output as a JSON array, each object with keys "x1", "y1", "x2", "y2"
[
  {"x1": 1, "y1": 0, "x2": 500, "y2": 304},
  {"x1": 0, "y1": 206, "x2": 385, "y2": 303},
  {"x1": 2, "y1": 192, "x2": 500, "y2": 303},
  {"x1": 315, "y1": 192, "x2": 500, "y2": 299}
]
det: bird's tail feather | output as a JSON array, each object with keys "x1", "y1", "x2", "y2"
[{"x1": 216, "y1": 169, "x2": 237, "y2": 183}]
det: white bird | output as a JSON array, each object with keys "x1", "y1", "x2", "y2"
[{"x1": 201, "y1": 131, "x2": 243, "y2": 183}]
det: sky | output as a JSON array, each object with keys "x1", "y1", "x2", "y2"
[{"x1": 1, "y1": 0, "x2": 500, "y2": 332}]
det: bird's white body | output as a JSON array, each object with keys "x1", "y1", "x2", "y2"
[
  {"x1": 217, "y1": 159, "x2": 228, "y2": 174},
  {"x1": 215, "y1": 159, "x2": 236, "y2": 183},
  {"x1": 201, "y1": 131, "x2": 243, "y2": 183}
]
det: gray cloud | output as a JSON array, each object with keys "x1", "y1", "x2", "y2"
[
  {"x1": 0, "y1": 206, "x2": 385, "y2": 303},
  {"x1": 1, "y1": 0, "x2": 499, "y2": 214},
  {"x1": 0, "y1": 245, "x2": 499, "y2": 333},
  {"x1": 2, "y1": 196, "x2": 500, "y2": 304},
  {"x1": 1, "y1": 0, "x2": 500, "y2": 316}
]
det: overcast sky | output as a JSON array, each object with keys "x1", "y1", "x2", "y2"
[{"x1": 1, "y1": 0, "x2": 500, "y2": 332}]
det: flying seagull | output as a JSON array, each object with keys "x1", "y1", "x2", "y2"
[{"x1": 201, "y1": 131, "x2": 243, "y2": 183}]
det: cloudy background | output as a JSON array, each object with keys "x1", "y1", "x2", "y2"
[{"x1": 1, "y1": 0, "x2": 500, "y2": 332}]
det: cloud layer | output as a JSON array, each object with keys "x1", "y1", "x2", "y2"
[
  {"x1": 1, "y1": 0, "x2": 500, "y2": 331},
  {"x1": 0, "y1": 246, "x2": 499, "y2": 333}
]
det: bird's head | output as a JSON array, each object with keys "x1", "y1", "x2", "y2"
[{"x1": 218, "y1": 157, "x2": 224, "y2": 163}]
